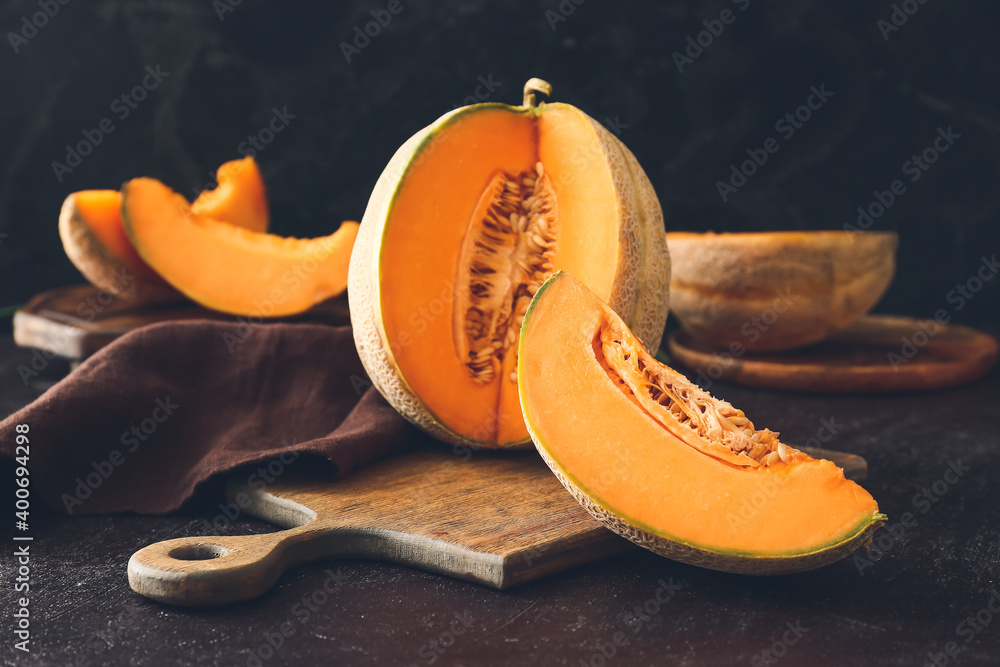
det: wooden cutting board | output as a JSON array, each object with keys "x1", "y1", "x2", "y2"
[
  {"x1": 128, "y1": 446, "x2": 867, "y2": 607},
  {"x1": 667, "y1": 314, "x2": 998, "y2": 393},
  {"x1": 12, "y1": 285, "x2": 349, "y2": 362}
]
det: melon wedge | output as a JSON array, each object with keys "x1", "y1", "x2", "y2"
[
  {"x1": 518, "y1": 271, "x2": 885, "y2": 574},
  {"x1": 59, "y1": 157, "x2": 270, "y2": 302},
  {"x1": 121, "y1": 177, "x2": 358, "y2": 317}
]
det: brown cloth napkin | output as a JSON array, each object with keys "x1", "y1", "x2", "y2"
[{"x1": 0, "y1": 321, "x2": 419, "y2": 515}]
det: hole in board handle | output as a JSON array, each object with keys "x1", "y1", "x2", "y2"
[{"x1": 168, "y1": 544, "x2": 230, "y2": 561}]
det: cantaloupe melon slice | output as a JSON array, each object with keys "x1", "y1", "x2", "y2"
[
  {"x1": 518, "y1": 271, "x2": 885, "y2": 574},
  {"x1": 59, "y1": 157, "x2": 269, "y2": 302},
  {"x1": 121, "y1": 177, "x2": 358, "y2": 318}
]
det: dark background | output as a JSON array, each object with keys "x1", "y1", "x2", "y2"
[
  {"x1": 3, "y1": 2, "x2": 1000, "y2": 667},
  {"x1": 0, "y1": 0, "x2": 998, "y2": 326}
]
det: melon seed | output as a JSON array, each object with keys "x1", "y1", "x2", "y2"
[
  {"x1": 596, "y1": 323, "x2": 796, "y2": 466},
  {"x1": 453, "y1": 166, "x2": 559, "y2": 383}
]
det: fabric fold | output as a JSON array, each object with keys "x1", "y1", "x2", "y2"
[{"x1": 0, "y1": 320, "x2": 419, "y2": 515}]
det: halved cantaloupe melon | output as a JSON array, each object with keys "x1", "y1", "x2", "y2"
[
  {"x1": 518, "y1": 271, "x2": 885, "y2": 574},
  {"x1": 121, "y1": 177, "x2": 358, "y2": 317},
  {"x1": 59, "y1": 157, "x2": 270, "y2": 302},
  {"x1": 350, "y1": 79, "x2": 670, "y2": 449}
]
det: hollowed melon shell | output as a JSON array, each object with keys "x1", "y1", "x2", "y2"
[{"x1": 666, "y1": 230, "x2": 898, "y2": 351}]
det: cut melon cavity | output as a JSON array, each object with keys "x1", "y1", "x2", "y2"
[{"x1": 518, "y1": 271, "x2": 885, "y2": 574}]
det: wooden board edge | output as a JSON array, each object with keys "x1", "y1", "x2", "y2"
[{"x1": 13, "y1": 310, "x2": 93, "y2": 359}]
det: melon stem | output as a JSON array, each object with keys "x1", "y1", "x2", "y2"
[{"x1": 522, "y1": 78, "x2": 553, "y2": 108}]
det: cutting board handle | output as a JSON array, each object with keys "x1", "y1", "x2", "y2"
[{"x1": 128, "y1": 526, "x2": 312, "y2": 606}]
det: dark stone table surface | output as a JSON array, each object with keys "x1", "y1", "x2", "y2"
[{"x1": 2, "y1": 330, "x2": 999, "y2": 667}]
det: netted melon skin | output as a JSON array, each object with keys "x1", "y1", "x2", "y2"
[
  {"x1": 587, "y1": 116, "x2": 670, "y2": 352},
  {"x1": 349, "y1": 104, "x2": 670, "y2": 449}
]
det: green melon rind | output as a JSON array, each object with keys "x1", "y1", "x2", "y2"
[
  {"x1": 518, "y1": 271, "x2": 886, "y2": 575},
  {"x1": 349, "y1": 102, "x2": 670, "y2": 450}
]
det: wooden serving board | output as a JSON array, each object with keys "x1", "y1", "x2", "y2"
[
  {"x1": 667, "y1": 314, "x2": 998, "y2": 393},
  {"x1": 128, "y1": 446, "x2": 867, "y2": 607},
  {"x1": 12, "y1": 285, "x2": 350, "y2": 362}
]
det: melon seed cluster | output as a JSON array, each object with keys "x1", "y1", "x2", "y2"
[
  {"x1": 598, "y1": 323, "x2": 796, "y2": 467},
  {"x1": 453, "y1": 162, "x2": 558, "y2": 384}
]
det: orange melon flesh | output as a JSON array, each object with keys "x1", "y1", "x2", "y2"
[
  {"x1": 518, "y1": 272, "x2": 883, "y2": 558},
  {"x1": 122, "y1": 178, "x2": 358, "y2": 317},
  {"x1": 192, "y1": 156, "x2": 269, "y2": 233},
  {"x1": 66, "y1": 158, "x2": 270, "y2": 286},
  {"x1": 379, "y1": 105, "x2": 622, "y2": 446},
  {"x1": 72, "y1": 190, "x2": 160, "y2": 280}
]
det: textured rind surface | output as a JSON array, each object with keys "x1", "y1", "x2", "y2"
[
  {"x1": 589, "y1": 117, "x2": 670, "y2": 352},
  {"x1": 349, "y1": 103, "x2": 670, "y2": 449},
  {"x1": 667, "y1": 231, "x2": 897, "y2": 351},
  {"x1": 58, "y1": 195, "x2": 182, "y2": 303},
  {"x1": 529, "y1": 426, "x2": 884, "y2": 575}
]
